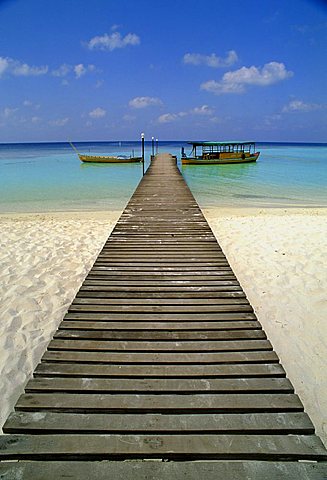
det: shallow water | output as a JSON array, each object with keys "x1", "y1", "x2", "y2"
[{"x1": 0, "y1": 141, "x2": 326, "y2": 212}]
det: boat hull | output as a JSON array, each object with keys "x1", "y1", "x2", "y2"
[
  {"x1": 79, "y1": 155, "x2": 142, "y2": 163},
  {"x1": 181, "y1": 152, "x2": 260, "y2": 165}
]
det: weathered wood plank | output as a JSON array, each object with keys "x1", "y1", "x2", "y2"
[
  {"x1": 59, "y1": 320, "x2": 262, "y2": 330},
  {"x1": 47, "y1": 339, "x2": 272, "y2": 352},
  {"x1": 73, "y1": 297, "x2": 249, "y2": 305},
  {"x1": 34, "y1": 362, "x2": 286, "y2": 377},
  {"x1": 79, "y1": 284, "x2": 243, "y2": 292},
  {"x1": 1, "y1": 460, "x2": 326, "y2": 480},
  {"x1": 15, "y1": 393, "x2": 303, "y2": 412},
  {"x1": 42, "y1": 350, "x2": 278, "y2": 364},
  {"x1": 4, "y1": 411, "x2": 312, "y2": 434},
  {"x1": 67, "y1": 305, "x2": 253, "y2": 314},
  {"x1": 0, "y1": 434, "x2": 326, "y2": 460},
  {"x1": 64, "y1": 312, "x2": 257, "y2": 321},
  {"x1": 76, "y1": 291, "x2": 247, "y2": 298},
  {"x1": 24, "y1": 377, "x2": 293, "y2": 393},
  {"x1": 54, "y1": 329, "x2": 266, "y2": 340}
]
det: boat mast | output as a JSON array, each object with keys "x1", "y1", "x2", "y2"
[{"x1": 69, "y1": 142, "x2": 80, "y2": 156}]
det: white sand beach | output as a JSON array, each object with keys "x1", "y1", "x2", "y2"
[{"x1": 0, "y1": 207, "x2": 326, "y2": 447}]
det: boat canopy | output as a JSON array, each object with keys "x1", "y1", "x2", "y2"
[
  {"x1": 187, "y1": 141, "x2": 255, "y2": 147},
  {"x1": 187, "y1": 141, "x2": 256, "y2": 156}
]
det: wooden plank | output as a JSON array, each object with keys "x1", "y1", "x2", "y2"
[
  {"x1": 67, "y1": 305, "x2": 253, "y2": 314},
  {"x1": 4, "y1": 411, "x2": 312, "y2": 434},
  {"x1": 0, "y1": 434, "x2": 326, "y2": 460},
  {"x1": 15, "y1": 393, "x2": 303, "y2": 412},
  {"x1": 73, "y1": 296, "x2": 249, "y2": 304},
  {"x1": 47, "y1": 339, "x2": 272, "y2": 352},
  {"x1": 88, "y1": 271, "x2": 234, "y2": 277},
  {"x1": 1, "y1": 461, "x2": 326, "y2": 480},
  {"x1": 82, "y1": 280, "x2": 240, "y2": 286},
  {"x1": 59, "y1": 320, "x2": 262, "y2": 330},
  {"x1": 76, "y1": 291, "x2": 247, "y2": 298},
  {"x1": 54, "y1": 329, "x2": 266, "y2": 340},
  {"x1": 24, "y1": 377, "x2": 293, "y2": 393},
  {"x1": 64, "y1": 312, "x2": 257, "y2": 321},
  {"x1": 34, "y1": 362, "x2": 286, "y2": 377},
  {"x1": 79, "y1": 285, "x2": 243, "y2": 292},
  {"x1": 42, "y1": 350, "x2": 278, "y2": 364}
]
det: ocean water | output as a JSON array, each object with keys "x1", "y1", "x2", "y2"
[{"x1": 0, "y1": 141, "x2": 326, "y2": 212}]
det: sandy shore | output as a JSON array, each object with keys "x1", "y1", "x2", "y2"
[
  {"x1": 0, "y1": 207, "x2": 326, "y2": 448},
  {"x1": 204, "y1": 207, "x2": 327, "y2": 447}
]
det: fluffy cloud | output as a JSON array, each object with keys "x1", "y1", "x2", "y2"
[
  {"x1": 52, "y1": 63, "x2": 95, "y2": 78},
  {"x1": 158, "y1": 105, "x2": 215, "y2": 123},
  {"x1": 158, "y1": 113, "x2": 180, "y2": 123},
  {"x1": 201, "y1": 62, "x2": 293, "y2": 94},
  {"x1": 191, "y1": 105, "x2": 214, "y2": 116},
  {"x1": 0, "y1": 56, "x2": 48, "y2": 77},
  {"x1": 89, "y1": 107, "x2": 106, "y2": 118},
  {"x1": 52, "y1": 64, "x2": 71, "y2": 77},
  {"x1": 129, "y1": 96, "x2": 163, "y2": 109},
  {"x1": 183, "y1": 50, "x2": 238, "y2": 68},
  {"x1": 282, "y1": 99, "x2": 322, "y2": 112},
  {"x1": 74, "y1": 63, "x2": 95, "y2": 78},
  {"x1": 86, "y1": 31, "x2": 140, "y2": 51}
]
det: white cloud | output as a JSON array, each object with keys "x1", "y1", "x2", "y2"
[
  {"x1": 129, "y1": 96, "x2": 163, "y2": 109},
  {"x1": 52, "y1": 63, "x2": 96, "y2": 79},
  {"x1": 282, "y1": 99, "x2": 322, "y2": 113},
  {"x1": 89, "y1": 107, "x2": 106, "y2": 118},
  {"x1": 2, "y1": 107, "x2": 18, "y2": 118},
  {"x1": 0, "y1": 56, "x2": 48, "y2": 77},
  {"x1": 23, "y1": 100, "x2": 40, "y2": 110},
  {"x1": 74, "y1": 63, "x2": 95, "y2": 78},
  {"x1": 86, "y1": 31, "x2": 140, "y2": 51},
  {"x1": 31, "y1": 116, "x2": 41, "y2": 124},
  {"x1": 158, "y1": 113, "x2": 179, "y2": 123},
  {"x1": 158, "y1": 108, "x2": 207, "y2": 124},
  {"x1": 201, "y1": 62, "x2": 293, "y2": 95},
  {"x1": 49, "y1": 117, "x2": 69, "y2": 127},
  {"x1": 183, "y1": 50, "x2": 238, "y2": 68},
  {"x1": 0, "y1": 57, "x2": 9, "y2": 76},
  {"x1": 191, "y1": 105, "x2": 214, "y2": 116},
  {"x1": 52, "y1": 64, "x2": 71, "y2": 77}
]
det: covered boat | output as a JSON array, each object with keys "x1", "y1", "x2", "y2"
[{"x1": 181, "y1": 141, "x2": 260, "y2": 165}]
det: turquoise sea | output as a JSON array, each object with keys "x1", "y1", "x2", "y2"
[{"x1": 0, "y1": 141, "x2": 326, "y2": 212}]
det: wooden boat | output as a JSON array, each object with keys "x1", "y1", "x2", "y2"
[
  {"x1": 181, "y1": 141, "x2": 260, "y2": 165},
  {"x1": 78, "y1": 154, "x2": 142, "y2": 163},
  {"x1": 70, "y1": 143, "x2": 142, "y2": 163}
]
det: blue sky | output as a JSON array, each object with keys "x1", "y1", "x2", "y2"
[{"x1": 0, "y1": 0, "x2": 326, "y2": 142}]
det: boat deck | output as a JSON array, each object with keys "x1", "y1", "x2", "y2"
[{"x1": 0, "y1": 153, "x2": 326, "y2": 478}]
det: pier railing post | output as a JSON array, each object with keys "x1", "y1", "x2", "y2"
[{"x1": 141, "y1": 132, "x2": 145, "y2": 175}]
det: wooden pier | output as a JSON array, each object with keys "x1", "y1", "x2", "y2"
[{"x1": 1, "y1": 153, "x2": 326, "y2": 478}]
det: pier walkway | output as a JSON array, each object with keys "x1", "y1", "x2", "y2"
[{"x1": 1, "y1": 154, "x2": 326, "y2": 478}]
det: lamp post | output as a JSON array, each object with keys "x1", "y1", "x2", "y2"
[
  {"x1": 151, "y1": 136, "x2": 155, "y2": 158},
  {"x1": 156, "y1": 138, "x2": 159, "y2": 154},
  {"x1": 141, "y1": 132, "x2": 145, "y2": 175}
]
